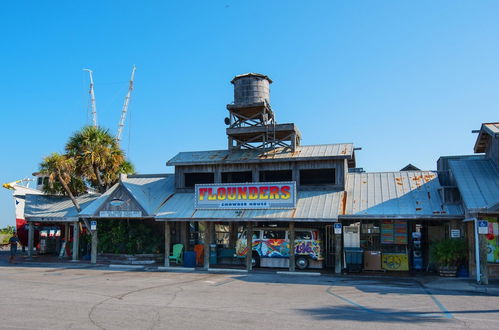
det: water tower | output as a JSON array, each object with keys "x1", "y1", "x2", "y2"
[{"x1": 225, "y1": 73, "x2": 301, "y2": 151}]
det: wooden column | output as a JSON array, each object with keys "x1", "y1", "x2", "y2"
[
  {"x1": 334, "y1": 227, "x2": 343, "y2": 274},
  {"x1": 164, "y1": 222, "x2": 171, "y2": 267},
  {"x1": 289, "y1": 222, "x2": 296, "y2": 272},
  {"x1": 91, "y1": 230, "x2": 98, "y2": 264},
  {"x1": 27, "y1": 221, "x2": 34, "y2": 258},
  {"x1": 181, "y1": 222, "x2": 189, "y2": 250},
  {"x1": 246, "y1": 221, "x2": 253, "y2": 271},
  {"x1": 72, "y1": 223, "x2": 79, "y2": 262},
  {"x1": 203, "y1": 221, "x2": 211, "y2": 270},
  {"x1": 228, "y1": 222, "x2": 238, "y2": 249},
  {"x1": 64, "y1": 223, "x2": 69, "y2": 244},
  {"x1": 479, "y1": 233, "x2": 489, "y2": 285}
]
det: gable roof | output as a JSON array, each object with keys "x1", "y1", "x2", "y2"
[
  {"x1": 449, "y1": 158, "x2": 499, "y2": 213},
  {"x1": 474, "y1": 122, "x2": 499, "y2": 153},
  {"x1": 24, "y1": 194, "x2": 99, "y2": 222},
  {"x1": 343, "y1": 171, "x2": 463, "y2": 219},
  {"x1": 79, "y1": 174, "x2": 175, "y2": 217},
  {"x1": 166, "y1": 143, "x2": 354, "y2": 166}
]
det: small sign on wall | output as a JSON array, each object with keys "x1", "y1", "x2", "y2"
[
  {"x1": 450, "y1": 229, "x2": 460, "y2": 238},
  {"x1": 334, "y1": 223, "x2": 342, "y2": 234},
  {"x1": 478, "y1": 220, "x2": 489, "y2": 234},
  {"x1": 90, "y1": 221, "x2": 97, "y2": 231}
]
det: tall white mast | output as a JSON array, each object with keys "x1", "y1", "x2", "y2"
[
  {"x1": 83, "y1": 69, "x2": 97, "y2": 127},
  {"x1": 116, "y1": 65, "x2": 136, "y2": 143}
]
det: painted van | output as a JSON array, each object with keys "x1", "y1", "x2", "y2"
[{"x1": 236, "y1": 228, "x2": 323, "y2": 269}]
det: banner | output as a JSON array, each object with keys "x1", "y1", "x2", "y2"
[{"x1": 195, "y1": 182, "x2": 296, "y2": 209}]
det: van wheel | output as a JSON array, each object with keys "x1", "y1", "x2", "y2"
[
  {"x1": 295, "y1": 256, "x2": 309, "y2": 270},
  {"x1": 252, "y1": 253, "x2": 260, "y2": 268}
]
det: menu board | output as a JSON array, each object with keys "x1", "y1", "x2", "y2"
[{"x1": 381, "y1": 220, "x2": 407, "y2": 245}]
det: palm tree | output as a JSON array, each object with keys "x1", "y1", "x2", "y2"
[
  {"x1": 66, "y1": 126, "x2": 134, "y2": 193},
  {"x1": 39, "y1": 153, "x2": 82, "y2": 212}
]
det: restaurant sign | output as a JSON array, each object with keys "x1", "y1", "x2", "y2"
[{"x1": 195, "y1": 182, "x2": 296, "y2": 209}]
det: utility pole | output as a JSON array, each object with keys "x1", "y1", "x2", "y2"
[
  {"x1": 116, "y1": 65, "x2": 136, "y2": 144},
  {"x1": 83, "y1": 69, "x2": 97, "y2": 127}
]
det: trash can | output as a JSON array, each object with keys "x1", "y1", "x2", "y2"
[
  {"x1": 184, "y1": 251, "x2": 196, "y2": 268},
  {"x1": 345, "y1": 247, "x2": 363, "y2": 272},
  {"x1": 209, "y1": 244, "x2": 217, "y2": 265}
]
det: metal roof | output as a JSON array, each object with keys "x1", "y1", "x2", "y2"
[
  {"x1": 166, "y1": 144, "x2": 354, "y2": 166},
  {"x1": 79, "y1": 174, "x2": 175, "y2": 217},
  {"x1": 343, "y1": 171, "x2": 463, "y2": 219},
  {"x1": 474, "y1": 122, "x2": 499, "y2": 153},
  {"x1": 449, "y1": 158, "x2": 499, "y2": 213},
  {"x1": 231, "y1": 73, "x2": 272, "y2": 84},
  {"x1": 155, "y1": 190, "x2": 345, "y2": 222},
  {"x1": 25, "y1": 194, "x2": 99, "y2": 222}
]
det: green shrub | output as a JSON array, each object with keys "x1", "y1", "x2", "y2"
[
  {"x1": 97, "y1": 220, "x2": 163, "y2": 254},
  {"x1": 430, "y1": 238, "x2": 467, "y2": 267}
]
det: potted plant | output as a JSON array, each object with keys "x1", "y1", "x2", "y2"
[{"x1": 430, "y1": 238, "x2": 467, "y2": 277}]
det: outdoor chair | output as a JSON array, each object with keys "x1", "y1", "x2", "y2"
[{"x1": 169, "y1": 244, "x2": 184, "y2": 264}]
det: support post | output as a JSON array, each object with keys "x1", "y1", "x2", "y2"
[
  {"x1": 203, "y1": 221, "x2": 211, "y2": 270},
  {"x1": 72, "y1": 222, "x2": 79, "y2": 262},
  {"x1": 164, "y1": 222, "x2": 171, "y2": 267},
  {"x1": 181, "y1": 222, "x2": 189, "y2": 251},
  {"x1": 334, "y1": 229, "x2": 343, "y2": 274},
  {"x1": 64, "y1": 223, "x2": 69, "y2": 244},
  {"x1": 27, "y1": 221, "x2": 34, "y2": 259},
  {"x1": 228, "y1": 222, "x2": 238, "y2": 249},
  {"x1": 91, "y1": 230, "x2": 98, "y2": 264},
  {"x1": 246, "y1": 221, "x2": 253, "y2": 271},
  {"x1": 289, "y1": 222, "x2": 296, "y2": 272},
  {"x1": 479, "y1": 230, "x2": 489, "y2": 285}
]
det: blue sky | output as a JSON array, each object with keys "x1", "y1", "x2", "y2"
[{"x1": 1, "y1": 1, "x2": 498, "y2": 228}]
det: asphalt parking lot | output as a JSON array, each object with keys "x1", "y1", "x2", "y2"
[{"x1": 0, "y1": 264, "x2": 498, "y2": 329}]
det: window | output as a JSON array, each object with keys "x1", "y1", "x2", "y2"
[
  {"x1": 222, "y1": 171, "x2": 252, "y2": 183},
  {"x1": 37, "y1": 177, "x2": 43, "y2": 185},
  {"x1": 259, "y1": 170, "x2": 292, "y2": 182},
  {"x1": 299, "y1": 169, "x2": 336, "y2": 185},
  {"x1": 295, "y1": 231, "x2": 312, "y2": 240},
  {"x1": 263, "y1": 230, "x2": 285, "y2": 239},
  {"x1": 184, "y1": 172, "x2": 214, "y2": 188}
]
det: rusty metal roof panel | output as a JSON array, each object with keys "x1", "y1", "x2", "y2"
[
  {"x1": 449, "y1": 158, "x2": 499, "y2": 213},
  {"x1": 344, "y1": 171, "x2": 463, "y2": 217},
  {"x1": 166, "y1": 143, "x2": 354, "y2": 166},
  {"x1": 25, "y1": 194, "x2": 100, "y2": 221}
]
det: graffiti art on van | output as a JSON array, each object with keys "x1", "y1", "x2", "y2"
[{"x1": 236, "y1": 237, "x2": 323, "y2": 261}]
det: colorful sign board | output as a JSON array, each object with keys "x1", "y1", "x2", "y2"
[
  {"x1": 195, "y1": 182, "x2": 296, "y2": 209},
  {"x1": 382, "y1": 253, "x2": 409, "y2": 271}
]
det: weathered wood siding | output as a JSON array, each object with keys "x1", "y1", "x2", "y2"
[
  {"x1": 486, "y1": 136, "x2": 499, "y2": 168},
  {"x1": 97, "y1": 185, "x2": 148, "y2": 216},
  {"x1": 175, "y1": 159, "x2": 345, "y2": 191}
]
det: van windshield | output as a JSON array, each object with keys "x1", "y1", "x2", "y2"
[
  {"x1": 295, "y1": 231, "x2": 312, "y2": 240},
  {"x1": 240, "y1": 231, "x2": 260, "y2": 239},
  {"x1": 263, "y1": 230, "x2": 285, "y2": 239}
]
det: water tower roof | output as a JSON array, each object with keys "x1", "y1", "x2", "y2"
[{"x1": 231, "y1": 73, "x2": 272, "y2": 84}]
